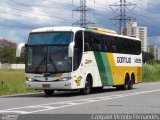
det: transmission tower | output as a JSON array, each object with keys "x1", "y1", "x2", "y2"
[
  {"x1": 72, "y1": 0, "x2": 95, "y2": 27},
  {"x1": 109, "y1": 0, "x2": 136, "y2": 35}
]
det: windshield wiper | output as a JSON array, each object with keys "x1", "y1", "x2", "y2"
[
  {"x1": 48, "y1": 55, "x2": 58, "y2": 71},
  {"x1": 35, "y1": 56, "x2": 46, "y2": 72}
]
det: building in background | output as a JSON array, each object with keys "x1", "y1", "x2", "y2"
[
  {"x1": 123, "y1": 22, "x2": 147, "y2": 52},
  {"x1": 148, "y1": 44, "x2": 160, "y2": 60}
]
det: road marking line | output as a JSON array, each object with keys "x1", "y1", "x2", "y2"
[
  {"x1": 0, "y1": 110, "x2": 30, "y2": 114},
  {"x1": 67, "y1": 102, "x2": 78, "y2": 105},
  {"x1": 0, "y1": 92, "x2": 42, "y2": 98},
  {"x1": 0, "y1": 89, "x2": 160, "y2": 114},
  {"x1": 40, "y1": 106, "x2": 55, "y2": 109}
]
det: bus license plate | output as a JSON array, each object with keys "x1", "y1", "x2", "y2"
[{"x1": 42, "y1": 84, "x2": 50, "y2": 89}]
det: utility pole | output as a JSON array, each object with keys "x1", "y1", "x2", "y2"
[
  {"x1": 109, "y1": 0, "x2": 136, "y2": 35},
  {"x1": 72, "y1": 0, "x2": 95, "y2": 27}
]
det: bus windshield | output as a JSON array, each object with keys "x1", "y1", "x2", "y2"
[
  {"x1": 26, "y1": 32, "x2": 73, "y2": 73},
  {"x1": 26, "y1": 45, "x2": 72, "y2": 73},
  {"x1": 28, "y1": 32, "x2": 73, "y2": 45}
]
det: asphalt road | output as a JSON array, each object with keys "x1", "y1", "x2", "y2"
[{"x1": 0, "y1": 82, "x2": 160, "y2": 119}]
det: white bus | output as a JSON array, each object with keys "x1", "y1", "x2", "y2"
[{"x1": 16, "y1": 26, "x2": 142, "y2": 96}]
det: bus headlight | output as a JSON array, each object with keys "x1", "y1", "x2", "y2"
[
  {"x1": 26, "y1": 77, "x2": 34, "y2": 82},
  {"x1": 59, "y1": 77, "x2": 71, "y2": 81}
]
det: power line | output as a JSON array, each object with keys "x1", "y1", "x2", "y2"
[
  {"x1": 0, "y1": 5, "x2": 71, "y2": 30},
  {"x1": 0, "y1": 0, "x2": 80, "y2": 30},
  {"x1": 136, "y1": 6, "x2": 160, "y2": 20},
  {"x1": 127, "y1": 12, "x2": 160, "y2": 30},
  {"x1": 10, "y1": 0, "x2": 74, "y2": 9},
  {"x1": 87, "y1": 0, "x2": 109, "y2": 9},
  {"x1": 132, "y1": 0, "x2": 156, "y2": 13},
  {"x1": 130, "y1": 0, "x2": 160, "y2": 25},
  {"x1": 0, "y1": 9, "x2": 70, "y2": 24},
  {"x1": 137, "y1": 0, "x2": 157, "y2": 6},
  {"x1": 0, "y1": 24, "x2": 35, "y2": 30},
  {"x1": 0, "y1": 17, "x2": 33, "y2": 27},
  {"x1": 3, "y1": 0, "x2": 79, "y2": 20},
  {"x1": 72, "y1": 0, "x2": 95, "y2": 27},
  {"x1": 1, "y1": 0, "x2": 110, "y2": 28},
  {"x1": 109, "y1": 0, "x2": 136, "y2": 35},
  {"x1": 0, "y1": 4, "x2": 69, "y2": 21}
]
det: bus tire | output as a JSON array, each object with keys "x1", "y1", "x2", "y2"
[
  {"x1": 120, "y1": 75, "x2": 130, "y2": 90},
  {"x1": 116, "y1": 75, "x2": 130, "y2": 90},
  {"x1": 128, "y1": 79, "x2": 134, "y2": 90},
  {"x1": 44, "y1": 90, "x2": 54, "y2": 96},
  {"x1": 80, "y1": 76, "x2": 92, "y2": 95},
  {"x1": 124, "y1": 75, "x2": 130, "y2": 90}
]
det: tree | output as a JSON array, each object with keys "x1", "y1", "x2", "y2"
[
  {"x1": 0, "y1": 39, "x2": 17, "y2": 63},
  {"x1": 142, "y1": 51, "x2": 154, "y2": 64}
]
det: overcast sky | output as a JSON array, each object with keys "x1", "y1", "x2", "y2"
[{"x1": 0, "y1": 0, "x2": 160, "y2": 46}]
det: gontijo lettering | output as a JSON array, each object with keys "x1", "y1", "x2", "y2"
[{"x1": 117, "y1": 57, "x2": 131, "y2": 63}]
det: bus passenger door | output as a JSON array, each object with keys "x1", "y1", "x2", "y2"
[{"x1": 73, "y1": 31, "x2": 84, "y2": 88}]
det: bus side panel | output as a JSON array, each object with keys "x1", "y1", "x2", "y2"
[
  {"x1": 107, "y1": 53, "x2": 142, "y2": 86},
  {"x1": 72, "y1": 51, "x2": 103, "y2": 89},
  {"x1": 83, "y1": 51, "x2": 103, "y2": 87},
  {"x1": 94, "y1": 52, "x2": 114, "y2": 86},
  {"x1": 107, "y1": 53, "x2": 123, "y2": 85},
  {"x1": 77, "y1": 52, "x2": 142, "y2": 88}
]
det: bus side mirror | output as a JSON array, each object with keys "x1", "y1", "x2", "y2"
[
  {"x1": 68, "y1": 42, "x2": 75, "y2": 57},
  {"x1": 16, "y1": 43, "x2": 26, "y2": 57}
]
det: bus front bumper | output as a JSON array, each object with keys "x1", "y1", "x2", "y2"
[{"x1": 26, "y1": 81, "x2": 73, "y2": 90}]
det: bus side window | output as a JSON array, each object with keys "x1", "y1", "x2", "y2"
[
  {"x1": 128, "y1": 39, "x2": 134, "y2": 54},
  {"x1": 100, "y1": 35, "x2": 106, "y2": 52},
  {"x1": 84, "y1": 31, "x2": 93, "y2": 51},
  {"x1": 121, "y1": 38, "x2": 125, "y2": 54},
  {"x1": 124, "y1": 39, "x2": 129, "y2": 54},
  {"x1": 104, "y1": 35, "x2": 111, "y2": 52},
  {"x1": 112, "y1": 37, "x2": 119, "y2": 53},
  {"x1": 130, "y1": 40, "x2": 135, "y2": 54},
  {"x1": 104, "y1": 39, "x2": 108, "y2": 52},
  {"x1": 136, "y1": 41, "x2": 141, "y2": 55},
  {"x1": 94, "y1": 42, "x2": 101, "y2": 51},
  {"x1": 111, "y1": 37, "x2": 116, "y2": 53},
  {"x1": 92, "y1": 33, "x2": 102, "y2": 52},
  {"x1": 138, "y1": 41, "x2": 141, "y2": 54}
]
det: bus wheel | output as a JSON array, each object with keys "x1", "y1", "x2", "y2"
[
  {"x1": 128, "y1": 78, "x2": 134, "y2": 90},
  {"x1": 122, "y1": 75, "x2": 130, "y2": 90},
  {"x1": 44, "y1": 90, "x2": 54, "y2": 96},
  {"x1": 80, "y1": 76, "x2": 92, "y2": 95}
]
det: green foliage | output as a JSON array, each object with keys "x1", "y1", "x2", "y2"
[
  {"x1": 143, "y1": 64, "x2": 160, "y2": 82},
  {"x1": 145, "y1": 60, "x2": 160, "y2": 65},
  {"x1": 142, "y1": 51, "x2": 154, "y2": 64},
  {"x1": 0, "y1": 39, "x2": 25, "y2": 64},
  {"x1": 0, "y1": 69, "x2": 39, "y2": 96},
  {"x1": 0, "y1": 69, "x2": 26, "y2": 95},
  {"x1": 0, "y1": 39, "x2": 17, "y2": 63}
]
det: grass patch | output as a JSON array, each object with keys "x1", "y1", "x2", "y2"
[
  {"x1": 0, "y1": 69, "x2": 38, "y2": 96},
  {"x1": 143, "y1": 64, "x2": 160, "y2": 82}
]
